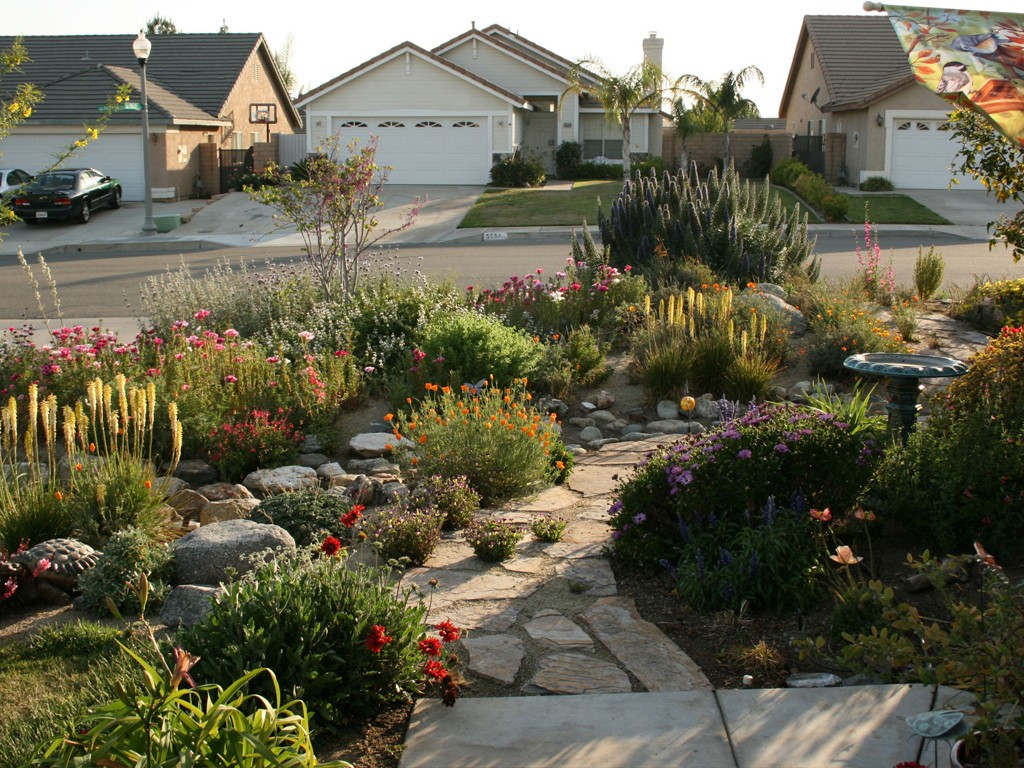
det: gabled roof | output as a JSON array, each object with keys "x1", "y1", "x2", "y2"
[
  {"x1": 779, "y1": 15, "x2": 915, "y2": 116},
  {"x1": 481, "y1": 24, "x2": 600, "y2": 85},
  {"x1": 295, "y1": 41, "x2": 530, "y2": 108},
  {"x1": 0, "y1": 34, "x2": 300, "y2": 128}
]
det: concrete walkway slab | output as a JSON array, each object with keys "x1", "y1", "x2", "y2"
[
  {"x1": 399, "y1": 691, "x2": 735, "y2": 768},
  {"x1": 718, "y1": 684, "x2": 946, "y2": 768}
]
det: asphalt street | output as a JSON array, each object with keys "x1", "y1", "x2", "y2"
[{"x1": 1, "y1": 231, "x2": 1022, "y2": 320}]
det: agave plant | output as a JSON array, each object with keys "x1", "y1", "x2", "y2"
[{"x1": 598, "y1": 162, "x2": 819, "y2": 285}]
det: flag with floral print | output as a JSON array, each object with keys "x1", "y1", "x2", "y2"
[{"x1": 884, "y1": 5, "x2": 1024, "y2": 145}]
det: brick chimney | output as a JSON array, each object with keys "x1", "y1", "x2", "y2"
[{"x1": 642, "y1": 31, "x2": 664, "y2": 69}]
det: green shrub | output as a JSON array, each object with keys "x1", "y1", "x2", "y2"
[
  {"x1": 254, "y1": 489, "x2": 356, "y2": 546},
  {"x1": 177, "y1": 549, "x2": 429, "y2": 728},
  {"x1": 747, "y1": 137, "x2": 773, "y2": 179},
  {"x1": 536, "y1": 326, "x2": 611, "y2": 400},
  {"x1": 632, "y1": 156, "x2": 665, "y2": 177},
  {"x1": 530, "y1": 515, "x2": 566, "y2": 542},
  {"x1": 770, "y1": 157, "x2": 810, "y2": 188},
  {"x1": 821, "y1": 194, "x2": 848, "y2": 222},
  {"x1": 372, "y1": 505, "x2": 444, "y2": 566},
  {"x1": 78, "y1": 527, "x2": 174, "y2": 614},
  {"x1": 599, "y1": 163, "x2": 817, "y2": 285},
  {"x1": 416, "y1": 310, "x2": 541, "y2": 387},
  {"x1": 793, "y1": 171, "x2": 832, "y2": 210},
  {"x1": 858, "y1": 176, "x2": 894, "y2": 192},
  {"x1": 409, "y1": 474, "x2": 480, "y2": 530},
  {"x1": 573, "y1": 161, "x2": 623, "y2": 180},
  {"x1": 205, "y1": 408, "x2": 304, "y2": 482},
  {"x1": 944, "y1": 324, "x2": 1024, "y2": 428},
  {"x1": 68, "y1": 455, "x2": 171, "y2": 548},
  {"x1": 394, "y1": 378, "x2": 566, "y2": 506},
  {"x1": 490, "y1": 155, "x2": 546, "y2": 187},
  {"x1": 668, "y1": 497, "x2": 822, "y2": 612},
  {"x1": 464, "y1": 517, "x2": 524, "y2": 561},
  {"x1": 554, "y1": 141, "x2": 583, "y2": 179},
  {"x1": 610, "y1": 402, "x2": 879, "y2": 572},
  {"x1": 30, "y1": 644, "x2": 349, "y2": 767},
  {"x1": 913, "y1": 245, "x2": 945, "y2": 300},
  {"x1": 954, "y1": 277, "x2": 1024, "y2": 334}
]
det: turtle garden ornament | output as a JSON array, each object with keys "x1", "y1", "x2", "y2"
[{"x1": 0, "y1": 538, "x2": 102, "y2": 606}]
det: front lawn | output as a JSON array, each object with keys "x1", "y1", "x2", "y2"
[
  {"x1": 843, "y1": 194, "x2": 951, "y2": 225},
  {"x1": 458, "y1": 180, "x2": 622, "y2": 228}
]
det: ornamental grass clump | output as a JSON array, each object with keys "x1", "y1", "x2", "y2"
[
  {"x1": 609, "y1": 402, "x2": 879, "y2": 580},
  {"x1": 372, "y1": 505, "x2": 445, "y2": 566},
  {"x1": 464, "y1": 517, "x2": 524, "y2": 562},
  {"x1": 176, "y1": 548, "x2": 431, "y2": 729},
  {"x1": 408, "y1": 474, "x2": 480, "y2": 530},
  {"x1": 391, "y1": 377, "x2": 568, "y2": 506}
]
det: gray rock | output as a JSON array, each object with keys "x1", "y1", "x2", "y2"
[
  {"x1": 243, "y1": 466, "x2": 318, "y2": 497},
  {"x1": 618, "y1": 432, "x2": 655, "y2": 442},
  {"x1": 463, "y1": 634, "x2": 525, "y2": 685},
  {"x1": 522, "y1": 652, "x2": 631, "y2": 695},
  {"x1": 538, "y1": 396, "x2": 570, "y2": 418},
  {"x1": 792, "y1": 381, "x2": 813, "y2": 396},
  {"x1": 752, "y1": 283, "x2": 787, "y2": 301},
  {"x1": 296, "y1": 452, "x2": 330, "y2": 468},
  {"x1": 156, "y1": 476, "x2": 189, "y2": 498},
  {"x1": 569, "y1": 417, "x2": 595, "y2": 429},
  {"x1": 645, "y1": 419, "x2": 691, "y2": 434},
  {"x1": 558, "y1": 559, "x2": 617, "y2": 597},
  {"x1": 693, "y1": 396, "x2": 721, "y2": 421},
  {"x1": 347, "y1": 457, "x2": 395, "y2": 473},
  {"x1": 381, "y1": 481, "x2": 409, "y2": 503},
  {"x1": 566, "y1": 444, "x2": 588, "y2": 456},
  {"x1": 579, "y1": 426, "x2": 603, "y2": 442},
  {"x1": 172, "y1": 459, "x2": 219, "y2": 486},
  {"x1": 743, "y1": 292, "x2": 808, "y2": 336},
  {"x1": 622, "y1": 407, "x2": 646, "y2": 420},
  {"x1": 525, "y1": 609, "x2": 594, "y2": 651},
  {"x1": 196, "y1": 482, "x2": 254, "y2": 501},
  {"x1": 656, "y1": 400, "x2": 680, "y2": 419},
  {"x1": 347, "y1": 474, "x2": 378, "y2": 506},
  {"x1": 316, "y1": 462, "x2": 346, "y2": 481},
  {"x1": 160, "y1": 584, "x2": 225, "y2": 627},
  {"x1": 585, "y1": 438, "x2": 620, "y2": 450},
  {"x1": 786, "y1": 672, "x2": 843, "y2": 688},
  {"x1": 167, "y1": 489, "x2": 209, "y2": 521},
  {"x1": 328, "y1": 473, "x2": 359, "y2": 489},
  {"x1": 594, "y1": 390, "x2": 615, "y2": 410},
  {"x1": 301, "y1": 434, "x2": 322, "y2": 453},
  {"x1": 621, "y1": 424, "x2": 646, "y2": 435},
  {"x1": 349, "y1": 433, "x2": 414, "y2": 458},
  {"x1": 199, "y1": 497, "x2": 260, "y2": 526},
  {"x1": 368, "y1": 464, "x2": 402, "y2": 477},
  {"x1": 609, "y1": 419, "x2": 629, "y2": 433},
  {"x1": 368, "y1": 421, "x2": 393, "y2": 433},
  {"x1": 590, "y1": 410, "x2": 617, "y2": 424},
  {"x1": 174, "y1": 519, "x2": 295, "y2": 585},
  {"x1": 580, "y1": 402, "x2": 597, "y2": 414}
]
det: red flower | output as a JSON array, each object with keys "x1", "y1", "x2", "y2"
[
  {"x1": 340, "y1": 504, "x2": 365, "y2": 528},
  {"x1": 365, "y1": 625, "x2": 393, "y2": 653},
  {"x1": 321, "y1": 535, "x2": 342, "y2": 557},
  {"x1": 435, "y1": 620, "x2": 461, "y2": 643},
  {"x1": 419, "y1": 637, "x2": 444, "y2": 656},
  {"x1": 810, "y1": 508, "x2": 832, "y2": 523},
  {"x1": 424, "y1": 659, "x2": 447, "y2": 680}
]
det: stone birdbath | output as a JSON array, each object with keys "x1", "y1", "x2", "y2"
[{"x1": 843, "y1": 352, "x2": 968, "y2": 443}]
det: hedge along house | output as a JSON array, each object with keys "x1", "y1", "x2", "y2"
[
  {"x1": 295, "y1": 24, "x2": 666, "y2": 183},
  {"x1": 779, "y1": 15, "x2": 982, "y2": 189},
  {"x1": 0, "y1": 34, "x2": 301, "y2": 200}
]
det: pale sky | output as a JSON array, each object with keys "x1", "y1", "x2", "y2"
[{"x1": 3, "y1": 0, "x2": 1009, "y2": 115}]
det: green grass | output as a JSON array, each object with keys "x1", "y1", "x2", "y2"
[
  {"x1": 458, "y1": 180, "x2": 622, "y2": 228},
  {"x1": 843, "y1": 194, "x2": 951, "y2": 225},
  {"x1": 757, "y1": 183, "x2": 819, "y2": 223},
  {"x1": 0, "y1": 620, "x2": 143, "y2": 761}
]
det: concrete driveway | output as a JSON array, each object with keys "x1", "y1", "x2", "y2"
[
  {"x1": 0, "y1": 185, "x2": 484, "y2": 256},
  {"x1": 901, "y1": 187, "x2": 1024, "y2": 227}
]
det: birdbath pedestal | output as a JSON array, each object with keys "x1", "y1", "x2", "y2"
[{"x1": 843, "y1": 352, "x2": 969, "y2": 443}]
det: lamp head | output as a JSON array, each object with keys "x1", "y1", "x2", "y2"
[{"x1": 133, "y1": 31, "x2": 152, "y2": 63}]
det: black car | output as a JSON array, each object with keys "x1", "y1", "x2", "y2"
[{"x1": 14, "y1": 168, "x2": 121, "y2": 225}]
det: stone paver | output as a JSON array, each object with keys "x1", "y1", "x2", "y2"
[
  {"x1": 506, "y1": 485, "x2": 582, "y2": 513},
  {"x1": 539, "y1": 541, "x2": 604, "y2": 559},
  {"x1": 522, "y1": 652, "x2": 631, "y2": 695},
  {"x1": 500, "y1": 555, "x2": 550, "y2": 575},
  {"x1": 582, "y1": 596, "x2": 712, "y2": 692},
  {"x1": 557, "y1": 558, "x2": 617, "y2": 597},
  {"x1": 429, "y1": 601, "x2": 521, "y2": 633},
  {"x1": 405, "y1": 568, "x2": 543, "y2": 605},
  {"x1": 462, "y1": 634, "x2": 525, "y2": 685},
  {"x1": 524, "y1": 609, "x2": 594, "y2": 651},
  {"x1": 399, "y1": 691, "x2": 735, "y2": 768}
]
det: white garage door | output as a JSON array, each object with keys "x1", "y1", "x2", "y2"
[
  {"x1": 331, "y1": 117, "x2": 489, "y2": 184},
  {"x1": 890, "y1": 118, "x2": 982, "y2": 190},
  {"x1": 0, "y1": 132, "x2": 145, "y2": 200}
]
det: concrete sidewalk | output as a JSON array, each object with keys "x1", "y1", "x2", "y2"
[{"x1": 400, "y1": 685, "x2": 967, "y2": 768}]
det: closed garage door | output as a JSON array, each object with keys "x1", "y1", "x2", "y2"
[
  {"x1": 332, "y1": 117, "x2": 489, "y2": 184},
  {"x1": 1, "y1": 132, "x2": 144, "y2": 200},
  {"x1": 890, "y1": 117, "x2": 982, "y2": 190}
]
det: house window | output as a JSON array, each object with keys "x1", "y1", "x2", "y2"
[
  {"x1": 378, "y1": 121, "x2": 405, "y2": 127},
  {"x1": 583, "y1": 139, "x2": 623, "y2": 160},
  {"x1": 415, "y1": 120, "x2": 442, "y2": 128},
  {"x1": 232, "y1": 131, "x2": 244, "y2": 149},
  {"x1": 916, "y1": 121, "x2": 930, "y2": 131},
  {"x1": 453, "y1": 121, "x2": 480, "y2": 128},
  {"x1": 340, "y1": 121, "x2": 368, "y2": 128},
  {"x1": 896, "y1": 121, "x2": 911, "y2": 131},
  {"x1": 250, "y1": 132, "x2": 259, "y2": 145}
]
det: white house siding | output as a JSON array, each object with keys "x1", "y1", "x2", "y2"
[{"x1": 442, "y1": 41, "x2": 564, "y2": 97}]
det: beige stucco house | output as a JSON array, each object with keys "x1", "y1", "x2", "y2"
[
  {"x1": 0, "y1": 34, "x2": 301, "y2": 200},
  {"x1": 295, "y1": 25, "x2": 665, "y2": 184},
  {"x1": 779, "y1": 15, "x2": 981, "y2": 189}
]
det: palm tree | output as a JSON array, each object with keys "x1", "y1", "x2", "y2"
[
  {"x1": 565, "y1": 59, "x2": 669, "y2": 179},
  {"x1": 676, "y1": 66, "x2": 764, "y2": 166}
]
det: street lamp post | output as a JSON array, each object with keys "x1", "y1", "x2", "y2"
[{"x1": 133, "y1": 31, "x2": 157, "y2": 234}]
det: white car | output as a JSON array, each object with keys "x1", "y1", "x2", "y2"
[{"x1": 0, "y1": 168, "x2": 33, "y2": 200}]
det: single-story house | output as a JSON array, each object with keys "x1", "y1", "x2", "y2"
[
  {"x1": 0, "y1": 34, "x2": 301, "y2": 200},
  {"x1": 295, "y1": 24, "x2": 666, "y2": 184},
  {"x1": 779, "y1": 15, "x2": 982, "y2": 189}
]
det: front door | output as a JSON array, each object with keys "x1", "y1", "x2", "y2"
[{"x1": 522, "y1": 109, "x2": 557, "y2": 174}]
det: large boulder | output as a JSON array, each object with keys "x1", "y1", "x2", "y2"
[
  {"x1": 199, "y1": 497, "x2": 260, "y2": 526},
  {"x1": 196, "y1": 482, "x2": 254, "y2": 501},
  {"x1": 160, "y1": 584, "x2": 225, "y2": 627},
  {"x1": 172, "y1": 459, "x2": 219, "y2": 486},
  {"x1": 349, "y1": 433, "x2": 414, "y2": 458},
  {"x1": 174, "y1": 519, "x2": 295, "y2": 585},
  {"x1": 242, "y1": 466, "x2": 318, "y2": 497}
]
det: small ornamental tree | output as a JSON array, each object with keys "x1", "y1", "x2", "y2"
[{"x1": 248, "y1": 136, "x2": 422, "y2": 301}]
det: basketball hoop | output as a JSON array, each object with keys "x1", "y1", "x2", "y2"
[{"x1": 249, "y1": 103, "x2": 278, "y2": 142}]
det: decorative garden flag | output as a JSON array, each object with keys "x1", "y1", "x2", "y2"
[{"x1": 884, "y1": 6, "x2": 1024, "y2": 145}]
